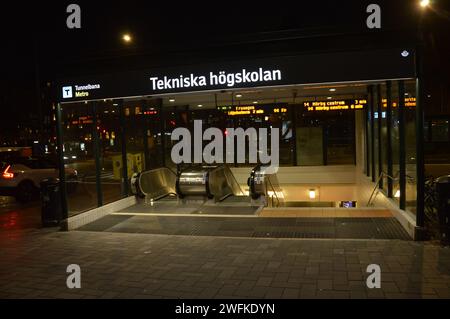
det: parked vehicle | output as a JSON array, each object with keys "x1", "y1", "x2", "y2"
[{"x1": 0, "y1": 157, "x2": 78, "y2": 203}]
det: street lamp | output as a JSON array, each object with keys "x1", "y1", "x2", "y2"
[
  {"x1": 420, "y1": 0, "x2": 430, "y2": 8},
  {"x1": 122, "y1": 33, "x2": 132, "y2": 44}
]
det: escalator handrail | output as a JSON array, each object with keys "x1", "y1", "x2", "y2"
[
  {"x1": 223, "y1": 165, "x2": 245, "y2": 196},
  {"x1": 138, "y1": 167, "x2": 178, "y2": 200},
  {"x1": 250, "y1": 164, "x2": 281, "y2": 207},
  {"x1": 265, "y1": 175, "x2": 280, "y2": 208},
  {"x1": 208, "y1": 164, "x2": 245, "y2": 197}
]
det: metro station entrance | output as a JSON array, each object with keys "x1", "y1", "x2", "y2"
[{"x1": 56, "y1": 49, "x2": 423, "y2": 239}]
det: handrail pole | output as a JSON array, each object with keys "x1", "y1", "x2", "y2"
[
  {"x1": 367, "y1": 172, "x2": 384, "y2": 206},
  {"x1": 367, "y1": 171, "x2": 408, "y2": 206},
  {"x1": 265, "y1": 176, "x2": 280, "y2": 208}
]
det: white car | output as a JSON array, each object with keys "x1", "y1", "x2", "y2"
[{"x1": 0, "y1": 157, "x2": 78, "y2": 203}]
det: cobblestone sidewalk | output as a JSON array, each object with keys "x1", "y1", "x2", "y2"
[{"x1": 0, "y1": 228, "x2": 449, "y2": 299}]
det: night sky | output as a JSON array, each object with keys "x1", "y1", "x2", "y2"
[{"x1": 1, "y1": 0, "x2": 449, "y2": 142}]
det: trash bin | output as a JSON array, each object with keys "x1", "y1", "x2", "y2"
[
  {"x1": 40, "y1": 178, "x2": 62, "y2": 227},
  {"x1": 436, "y1": 175, "x2": 450, "y2": 245}
]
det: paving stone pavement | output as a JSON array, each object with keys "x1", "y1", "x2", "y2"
[{"x1": 0, "y1": 227, "x2": 449, "y2": 299}]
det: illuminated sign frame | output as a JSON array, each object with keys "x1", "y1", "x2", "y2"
[{"x1": 57, "y1": 49, "x2": 416, "y2": 103}]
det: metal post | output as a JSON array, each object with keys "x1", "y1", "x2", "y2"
[
  {"x1": 323, "y1": 123, "x2": 328, "y2": 166},
  {"x1": 292, "y1": 105, "x2": 298, "y2": 166},
  {"x1": 398, "y1": 81, "x2": 406, "y2": 211},
  {"x1": 365, "y1": 104, "x2": 370, "y2": 177},
  {"x1": 92, "y1": 101, "x2": 103, "y2": 207},
  {"x1": 416, "y1": 58, "x2": 426, "y2": 231},
  {"x1": 56, "y1": 103, "x2": 68, "y2": 223},
  {"x1": 119, "y1": 99, "x2": 129, "y2": 197},
  {"x1": 415, "y1": 4, "x2": 427, "y2": 240},
  {"x1": 353, "y1": 111, "x2": 357, "y2": 166},
  {"x1": 142, "y1": 100, "x2": 150, "y2": 170},
  {"x1": 377, "y1": 84, "x2": 383, "y2": 190},
  {"x1": 369, "y1": 86, "x2": 376, "y2": 182},
  {"x1": 386, "y1": 81, "x2": 393, "y2": 197},
  {"x1": 159, "y1": 100, "x2": 166, "y2": 167}
]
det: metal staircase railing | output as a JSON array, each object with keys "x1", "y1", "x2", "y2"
[{"x1": 367, "y1": 172, "x2": 416, "y2": 207}]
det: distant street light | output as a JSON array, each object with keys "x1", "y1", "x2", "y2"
[
  {"x1": 122, "y1": 33, "x2": 132, "y2": 43},
  {"x1": 420, "y1": 0, "x2": 430, "y2": 8}
]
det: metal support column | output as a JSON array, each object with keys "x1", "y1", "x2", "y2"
[
  {"x1": 159, "y1": 100, "x2": 166, "y2": 167},
  {"x1": 118, "y1": 99, "x2": 129, "y2": 197},
  {"x1": 414, "y1": 13, "x2": 427, "y2": 240},
  {"x1": 92, "y1": 101, "x2": 103, "y2": 207},
  {"x1": 377, "y1": 84, "x2": 383, "y2": 190},
  {"x1": 56, "y1": 103, "x2": 69, "y2": 223},
  {"x1": 364, "y1": 104, "x2": 370, "y2": 177},
  {"x1": 142, "y1": 100, "x2": 150, "y2": 170},
  {"x1": 369, "y1": 86, "x2": 376, "y2": 182},
  {"x1": 416, "y1": 67, "x2": 426, "y2": 232},
  {"x1": 398, "y1": 81, "x2": 406, "y2": 211},
  {"x1": 292, "y1": 105, "x2": 298, "y2": 166},
  {"x1": 386, "y1": 81, "x2": 393, "y2": 197}
]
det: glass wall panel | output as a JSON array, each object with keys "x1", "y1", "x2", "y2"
[
  {"x1": 431, "y1": 120, "x2": 450, "y2": 142},
  {"x1": 373, "y1": 87, "x2": 380, "y2": 182},
  {"x1": 163, "y1": 105, "x2": 190, "y2": 170},
  {"x1": 391, "y1": 82, "x2": 401, "y2": 204},
  {"x1": 123, "y1": 100, "x2": 145, "y2": 179},
  {"x1": 159, "y1": 91, "x2": 295, "y2": 169},
  {"x1": 380, "y1": 84, "x2": 389, "y2": 193},
  {"x1": 404, "y1": 80, "x2": 417, "y2": 215},
  {"x1": 96, "y1": 101, "x2": 124, "y2": 205},
  {"x1": 61, "y1": 102, "x2": 98, "y2": 216},
  {"x1": 190, "y1": 106, "x2": 227, "y2": 164},
  {"x1": 60, "y1": 85, "x2": 373, "y2": 214},
  {"x1": 296, "y1": 112, "x2": 324, "y2": 166},
  {"x1": 268, "y1": 108, "x2": 294, "y2": 166},
  {"x1": 367, "y1": 101, "x2": 373, "y2": 178},
  {"x1": 123, "y1": 99, "x2": 163, "y2": 173},
  {"x1": 326, "y1": 111, "x2": 356, "y2": 165}
]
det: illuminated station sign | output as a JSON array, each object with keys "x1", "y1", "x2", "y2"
[{"x1": 303, "y1": 99, "x2": 367, "y2": 112}]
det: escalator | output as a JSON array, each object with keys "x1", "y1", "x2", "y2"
[
  {"x1": 130, "y1": 164, "x2": 282, "y2": 216},
  {"x1": 82, "y1": 166, "x2": 411, "y2": 240}
]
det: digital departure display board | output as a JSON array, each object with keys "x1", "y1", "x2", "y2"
[
  {"x1": 218, "y1": 104, "x2": 288, "y2": 116},
  {"x1": 382, "y1": 97, "x2": 416, "y2": 108},
  {"x1": 303, "y1": 99, "x2": 367, "y2": 112}
]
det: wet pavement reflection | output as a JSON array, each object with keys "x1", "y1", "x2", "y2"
[{"x1": 0, "y1": 196, "x2": 42, "y2": 231}]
